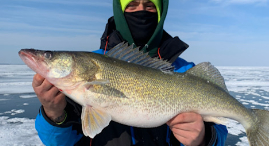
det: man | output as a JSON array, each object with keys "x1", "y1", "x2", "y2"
[{"x1": 34, "y1": 0, "x2": 228, "y2": 145}]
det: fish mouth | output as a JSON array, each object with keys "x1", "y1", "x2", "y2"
[
  {"x1": 19, "y1": 49, "x2": 37, "y2": 61},
  {"x1": 19, "y1": 49, "x2": 39, "y2": 65},
  {"x1": 18, "y1": 49, "x2": 41, "y2": 71}
]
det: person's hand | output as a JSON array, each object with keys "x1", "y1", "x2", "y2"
[
  {"x1": 32, "y1": 74, "x2": 67, "y2": 122},
  {"x1": 167, "y1": 112, "x2": 205, "y2": 146}
]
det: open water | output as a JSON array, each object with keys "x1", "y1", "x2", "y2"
[{"x1": 0, "y1": 65, "x2": 268, "y2": 146}]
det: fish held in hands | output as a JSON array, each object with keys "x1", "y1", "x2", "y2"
[{"x1": 19, "y1": 43, "x2": 269, "y2": 145}]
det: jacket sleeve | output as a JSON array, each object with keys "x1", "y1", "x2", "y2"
[
  {"x1": 172, "y1": 57, "x2": 195, "y2": 73},
  {"x1": 213, "y1": 124, "x2": 228, "y2": 146},
  {"x1": 173, "y1": 57, "x2": 228, "y2": 146},
  {"x1": 35, "y1": 103, "x2": 84, "y2": 146}
]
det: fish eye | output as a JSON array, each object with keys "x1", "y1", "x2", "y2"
[{"x1": 44, "y1": 51, "x2": 53, "y2": 59}]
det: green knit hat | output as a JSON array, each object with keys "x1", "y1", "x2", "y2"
[{"x1": 120, "y1": 0, "x2": 161, "y2": 22}]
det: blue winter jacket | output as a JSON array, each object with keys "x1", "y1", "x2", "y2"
[{"x1": 35, "y1": 49, "x2": 228, "y2": 146}]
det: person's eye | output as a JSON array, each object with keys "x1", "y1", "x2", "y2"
[
  {"x1": 126, "y1": 2, "x2": 137, "y2": 8},
  {"x1": 146, "y1": 5, "x2": 154, "y2": 9},
  {"x1": 145, "y1": 3, "x2": 156, "y2": 10}
]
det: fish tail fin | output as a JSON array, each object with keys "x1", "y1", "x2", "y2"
[{"x1": 246, "y1": 109, "x2": 269, "y2": 146}]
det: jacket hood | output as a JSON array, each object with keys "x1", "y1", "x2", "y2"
[{"x1": 113, "y1": 0, "x2": 169, "y2": 57}]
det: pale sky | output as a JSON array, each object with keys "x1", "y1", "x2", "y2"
[{"x1": 0, "y1": 0, "x2": 268, "y2": 66}]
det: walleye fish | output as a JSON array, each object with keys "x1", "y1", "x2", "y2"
[{"x1": 19, "y1": 43, "x2": 269, "y2": 145}]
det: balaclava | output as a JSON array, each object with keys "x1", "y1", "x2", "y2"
[
  {"x1": 120, "y1": 0, "x2": 161, "y2": 47},
  {"x1": 113, "y1": 0, "x2": 169, "y2": 57}
]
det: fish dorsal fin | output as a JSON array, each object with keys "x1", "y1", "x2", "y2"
[
  {"x1": 186, "y1": 62, "x2": 229, "y2": 93},
  {"x1": 106, "y1": 42, "x2": 174, "y2": 72}
]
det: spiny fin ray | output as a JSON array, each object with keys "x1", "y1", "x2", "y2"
[{"x1": 106, "y1": 42, "x2": 174, "y2": 72}]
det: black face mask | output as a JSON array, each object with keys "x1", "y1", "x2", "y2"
[{"x1": 124, "y1": 11, "x2": 158, "y2": 47}]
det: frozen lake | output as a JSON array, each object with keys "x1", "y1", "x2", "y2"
[{"x1": 0, "y1": 65, "x2": 269, "y2": 146}]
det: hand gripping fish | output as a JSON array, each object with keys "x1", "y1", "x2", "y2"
[{"x1": 19, "y1": 43, "x2": 269, "y2": 145}]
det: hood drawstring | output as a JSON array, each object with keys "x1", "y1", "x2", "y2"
[
  {"x1": 158, "y1": 47, "x2": 162, "y2": 59},
  {"x1": 145, "y1": 44, "x2": 162, "y2": 59},
  {"x1": 104, "y1": 36, "x2": 109, "y2": 55}
]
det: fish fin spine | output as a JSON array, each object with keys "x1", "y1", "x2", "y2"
[{"x1": 106, "y1": 42, "x2": 174, "y2": 72}]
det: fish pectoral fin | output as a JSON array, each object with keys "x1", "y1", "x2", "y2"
[
  {"x1": 83, "y1": 79, "x2": 110, "y2": 90},
  {"x1": 203, "y1": 116, "x2": 228, "y2": 125},
  {"x1": 81, "y1": 106, "x2": 111, "y2": 138},
  {"x1": 85, "y1": 83, "x2": 128, "y2": 98},
  {"x1": 88, "y1": 79, "x2": 110, "y2": 85}
]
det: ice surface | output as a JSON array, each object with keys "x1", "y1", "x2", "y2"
[
  {"x1": 226, "y1": 119, "x2": 245, "y2": 135},
  {"x1": 0, "y1": 65, "x2": 35, "y2": 94},
  {"x1": 217, "y1": 66, "x2": 269, "y2": 93},
  {"x1": 0, "y1": 82, "x2": 34, "y2": 94},
  {"x1": 0, "y1": 99, "x2": 10, "y2": 101},
  {"x1": 261, "y1": 95, "x2": 269, "y2": 99},
  {"x1": 0, "y1": 109, "x2": 25, "y2": 116},
  {"x1": 235, "y1": 137, "x2": 249, "y2": 146},
  {"x1": 239, "y1": 99, "x2": 269, "y2": 107},
  {"x1": 0, "y1": 116, "x2": 43, "y2": 146},
  {"x1": 20, "y1": 94, "x2": 37, "y2": 98}
]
